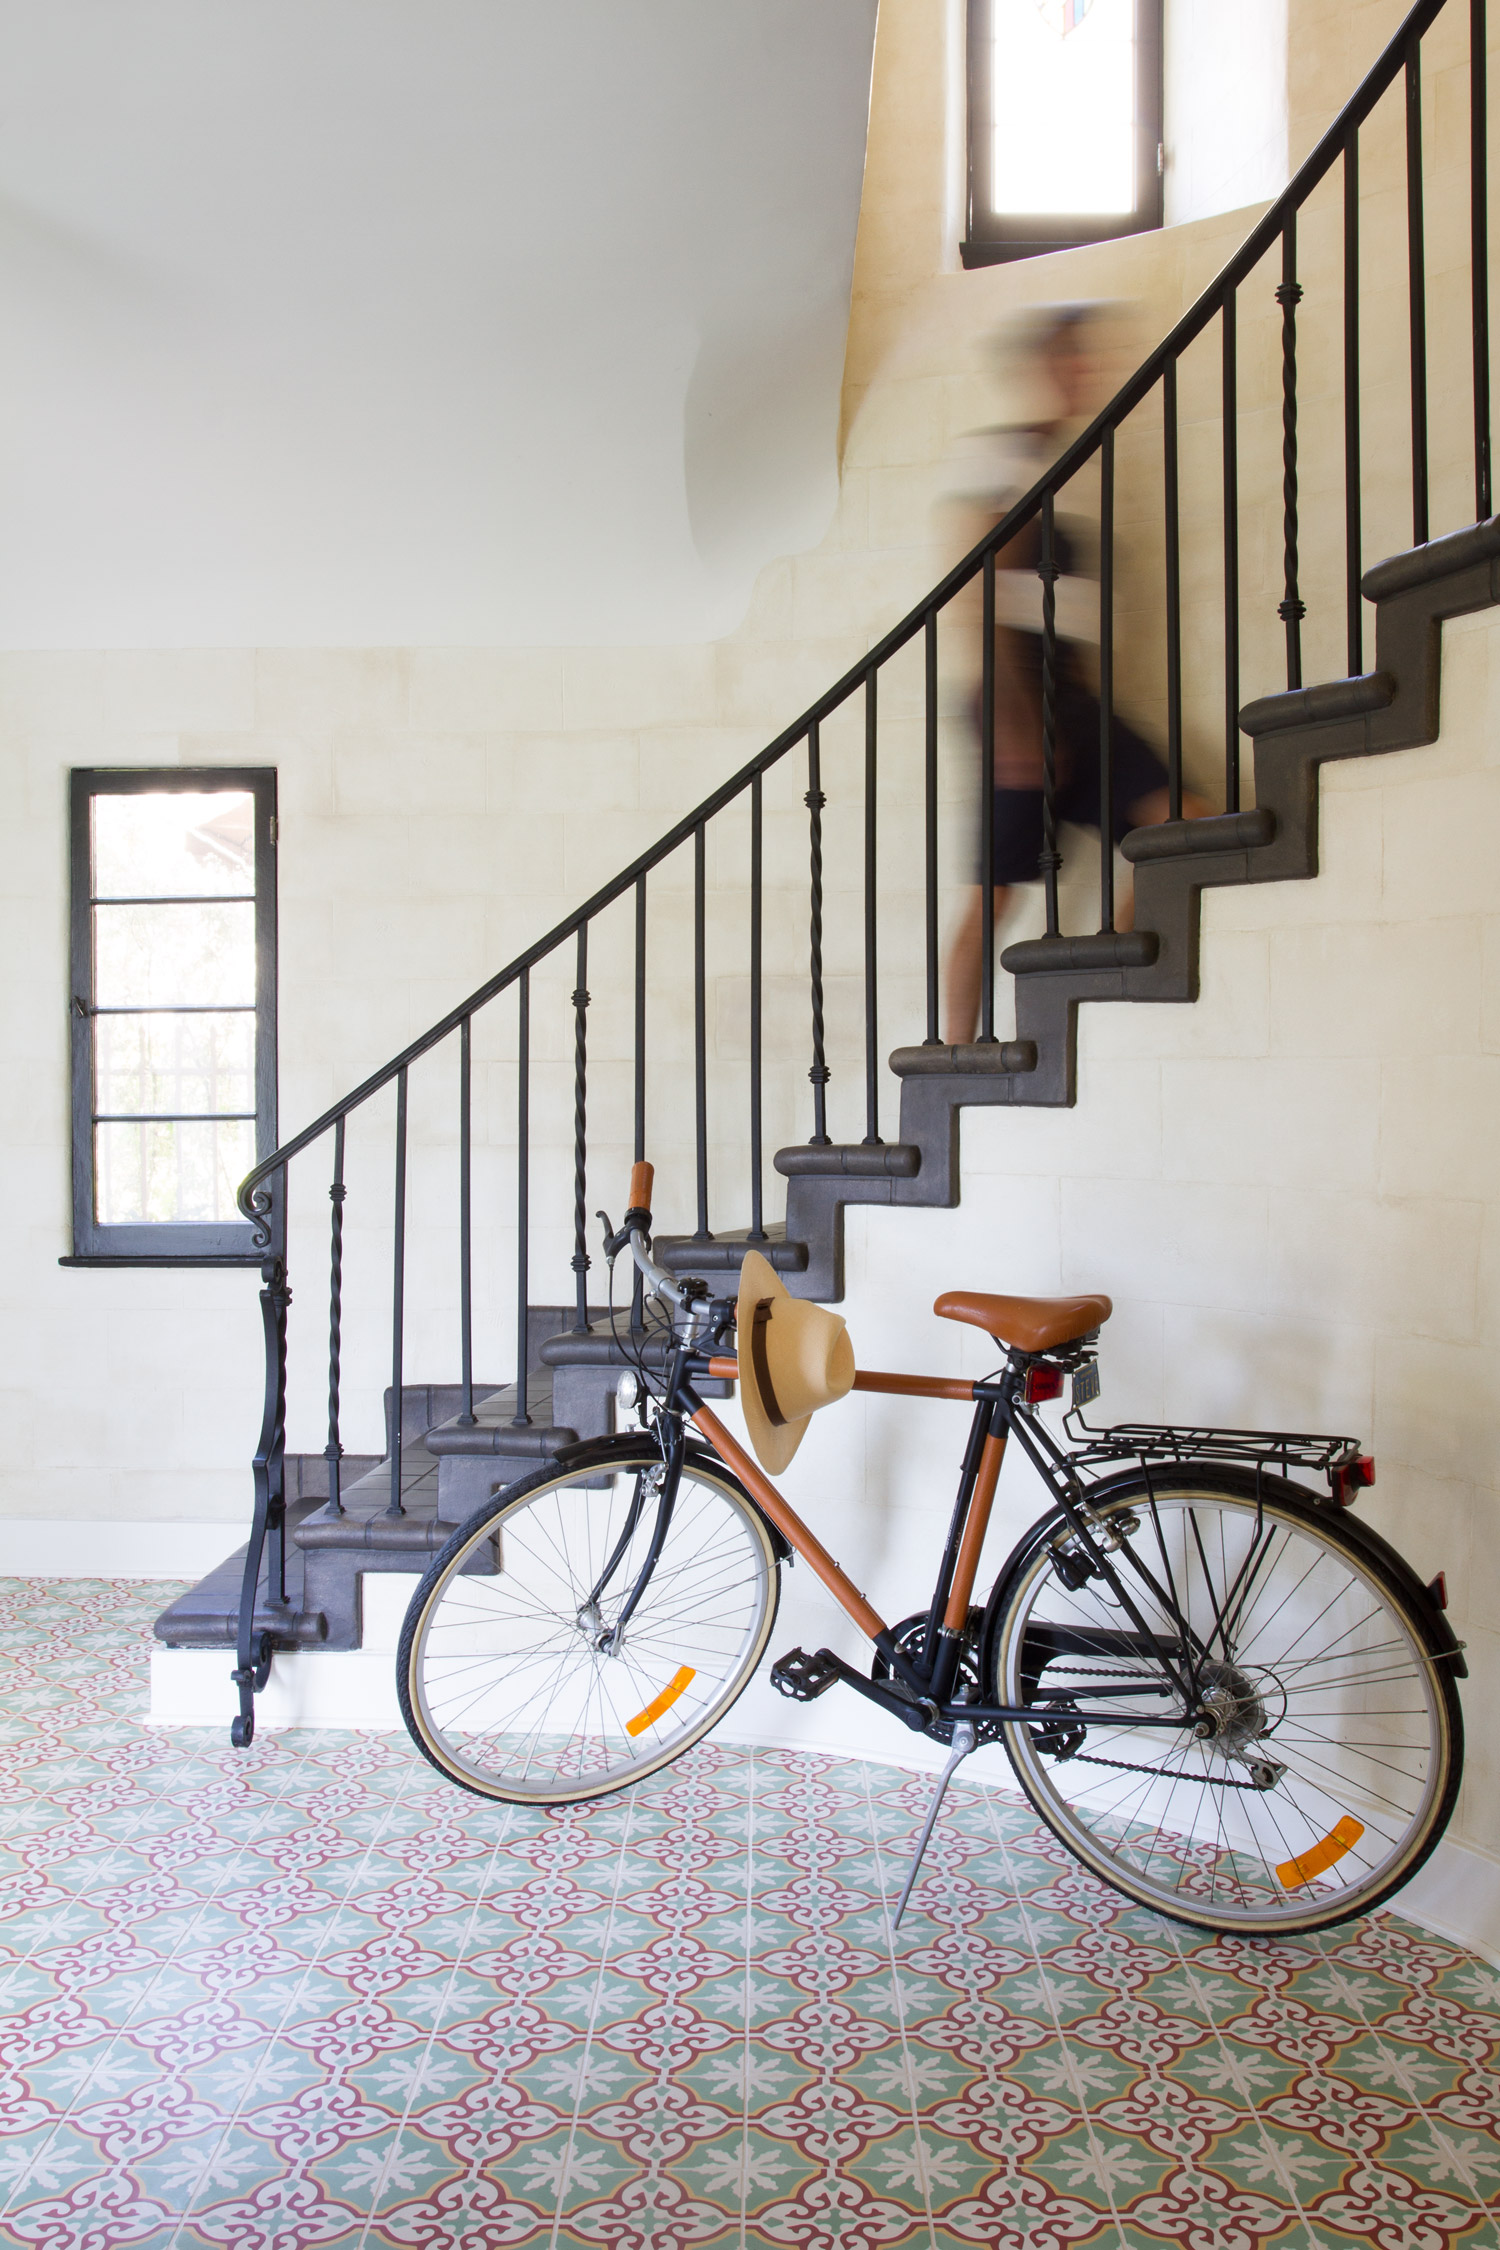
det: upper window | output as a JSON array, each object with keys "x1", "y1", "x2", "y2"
[
  {"x1": 67, "y1": 768, "x2": 278, "y2": 1264},
  {"x1": 963, "y1": 0, "x2": 1163, "y2": 267}
]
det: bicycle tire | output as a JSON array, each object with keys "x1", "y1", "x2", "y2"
[
  {"x1": 980, "y1": 1468, "x2": 1462, "y2": 1934},
  {"x1": 398, "y1": 1437, "x2": 780, "y2": 1805}
]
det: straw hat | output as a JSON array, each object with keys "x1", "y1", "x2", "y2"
[{"x1": 735, "y1": 1250, "x2": 855, "y2": 1474}]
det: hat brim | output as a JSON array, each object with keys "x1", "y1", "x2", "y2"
[{"x1": 735, "y1": 1250, "x2": 812, "y2": 1475}]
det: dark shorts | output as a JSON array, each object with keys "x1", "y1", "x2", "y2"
[{"x1": 988, "y1": 683, "x2": 1169, "y2": 886}]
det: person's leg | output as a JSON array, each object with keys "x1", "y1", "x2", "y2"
[
  {"x1": 944, "y1": 782, "x2": 1041, "y2": 1043},
  {"x1": 943, "y1": 883, "x2": 1013, "y2": 1045}
]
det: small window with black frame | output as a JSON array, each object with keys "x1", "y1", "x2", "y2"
[
  {"x1": 963, "y1": 0, "x2": 1163, "y2": 268},
  {"x1": 66, "y1": 768, "x2": 278, "y2": 1264}
]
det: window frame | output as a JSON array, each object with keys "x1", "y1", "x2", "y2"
[
  {"x1": 65, "y1": 766, "x2": 280, "y2": 1266},
  {"x1": 962, "y1": 0, "x2": 1164, "y2": 269}
]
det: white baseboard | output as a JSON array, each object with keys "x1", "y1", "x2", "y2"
[
  {"x1": 2, "y1": 1519, "x2": 241, "y2": 1579},
  {"x1": 1391, "y1": 1836, "x2": 1500, "y2": 1968}
]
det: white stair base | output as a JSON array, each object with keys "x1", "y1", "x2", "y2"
[{"x1": 150, "y1": 1573, "x2": 420, "y2": 1728}]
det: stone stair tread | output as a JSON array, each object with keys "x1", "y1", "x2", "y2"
[
  {"x1": 890, "y1": 1039, "x2": 1036, "y2": 1079},
  {"x1": 154, "y1": 1497, "x2": 327, "y2": 1649},
  {"x1": 295, "y1": 1448, "x2": 461, "y2": 1556},
  {"x1": 1002, "y1": 930, "x2": 1159, "y2": 975},
  {"x1": 1239, "y1": 669, "x2": 1397, "y2": 739},
  {"x1": 1121, "y1": 807, "x2": 1276, "y2": 863},
  {"x1": 424, "y1": 1373, "x2": 576, "y2": 1458},
  {"x1": 774, "y1": 1142, "x2": 921, "y2": 1180},
  {"x1": 1360, "y1": 512, "x2": 1500, "y2": 599},
  {"x1": 657, "y1": 1222, "x2": 809, "y2": 1274}
]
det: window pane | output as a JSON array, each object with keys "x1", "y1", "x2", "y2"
[
  {"x1": 92, "y1": 790, "x2": 254, "y2": 899},
  {"x1": 95, "y1": 1012, "x2": 255, "y2": 1118},
  {"x1": 95, "y1": 1118, "x2": 255, "y2": 1224},
  {"x1": 991, "y1": 0, "x2": 1136, "y2": 217},
  {"x1": 93, "y1": 901, "x2": 255, "y2": 1008}
]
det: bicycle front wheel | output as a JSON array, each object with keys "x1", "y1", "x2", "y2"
[
  {"x1": 982, "y1": 1472, "x2": 1462, "y2": 1934},
  {"x1": 398, "y1": 1439, "x2": 780, "y2": 1805}
]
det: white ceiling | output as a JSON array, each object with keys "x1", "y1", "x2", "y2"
[{"x1": 0, "y1": 2, "x2": 877, "y2": 649}]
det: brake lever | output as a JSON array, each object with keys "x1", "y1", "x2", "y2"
[{"x1": 597, "y1": 1207, "x2": 628, "y2": 1260}]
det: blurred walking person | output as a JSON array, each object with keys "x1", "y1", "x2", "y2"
[{"x1": 942, "y1": 304, "x2": 1208, "y2": 1045}]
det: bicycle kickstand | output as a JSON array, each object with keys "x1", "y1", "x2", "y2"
[{"x1": 890, "y1": 1702, "x2": 978, "y2": 1934}]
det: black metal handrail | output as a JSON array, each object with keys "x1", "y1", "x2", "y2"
[{"x1": 226, "y1": 0, "x2": 1491, "y2": 1744}]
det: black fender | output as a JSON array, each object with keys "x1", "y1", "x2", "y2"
[{"x1": 993, "y1": 1458, "x2": 1466, "y2": 1679}]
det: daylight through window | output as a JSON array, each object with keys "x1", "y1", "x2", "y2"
[
  {"x1": 69, "y1": 770, "x2": 277, "y2": 1262},
  {"x1": 991, "y1": 0, "x2": 1136, "y2": 216},
  {"x1": 964, "y1": 0, "x2": 1163, "y2": 266}
]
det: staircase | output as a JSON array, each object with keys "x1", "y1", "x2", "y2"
[{"x1": 154, "y1": 0, "x2": 1500, "y2": 1743}]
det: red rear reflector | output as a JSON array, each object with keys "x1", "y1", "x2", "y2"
[
  {"x1": 1331, "y1": 1454, "x2": 1375, "y2": 1506},
  {"x1": 1428, "y1": 1572, "x2": 1448, "y2": 1611},
  {"x1": 1024, "y1": 1365, "x2": 1065, "y2": 1404}
]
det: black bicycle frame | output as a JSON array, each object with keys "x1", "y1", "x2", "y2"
[
  {"x1": 581, "y1": 1410, "x2": 683, "y2": 1647},
  {"x1": 670, "y1": 1349, "x2": 1205, "y2": 1738}
]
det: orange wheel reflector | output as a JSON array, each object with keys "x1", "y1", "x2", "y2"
[
  {"x1": 625, "y1": 1664, "x2": 697, "y2": 1738},
  {"x1": 1276, "y1": 1815, "x2": 1366, "y2": 1890}
]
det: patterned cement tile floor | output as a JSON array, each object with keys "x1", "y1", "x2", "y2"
[{"x1": 1, "y1": 1579, "x2": 1498, "y2": 2250}]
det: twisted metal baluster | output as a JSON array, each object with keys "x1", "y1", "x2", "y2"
[
  {"x1": 1277, "y1": 214, "x2": 1306, "y2": 689},
  {"x1": 386, "y1": 1068, "x2": 407, "y2": 1518},
  {"x1": 632, "y1": 879, "x2": 647, "y2": 1325},
  {"x1": 1038, "y1": 493, "x2": 1061, "y2": 937},
  {"x1": 806, "y1": 725, "x2": 830, "y2": 1143},
  {"x1": 513, "y1": 969, "x2": 532, "y2": 1426},
  {"x1": 571, "y1": 926, "x2": 590, "y2": 1332},
  {"x1": 324, "y1": 1119, "x2": 346, "y2": 1514}
]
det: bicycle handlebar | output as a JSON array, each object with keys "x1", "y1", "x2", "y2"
[{"x1": 626, "y1": 1225, "x2": 682, "y2": 1306}]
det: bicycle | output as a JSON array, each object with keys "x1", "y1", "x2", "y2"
[{"x1": 397, "y1": 1163, "x2": 1466, "y2": 1935}]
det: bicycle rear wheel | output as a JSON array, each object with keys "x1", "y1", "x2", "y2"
[
  {"x1": 982, "y1": 1471, "x2": 1462, "y2": 1934},
  {"x1": 398, "y1": 1439, "x2": 780, "y2": 1805}
]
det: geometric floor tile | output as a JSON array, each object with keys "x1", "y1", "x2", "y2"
[{"x1": 1, "y1": 1577, "x2": 1497, "y2": 2249}]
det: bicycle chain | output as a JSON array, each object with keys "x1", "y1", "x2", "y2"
[
  {"x1": 1059, "y1": 1748, "x2": 1274, "y2": 1791},
  {"x1": 1042, "y1": 1665, "x2": 1169, "y2": 1680},
  {"x1": 1031, "y1": 1669, "x2": 1275, "y2": 1790}
]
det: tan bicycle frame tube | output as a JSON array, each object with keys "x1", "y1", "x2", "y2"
[
  {"x1": 705, "y1": 1356, "x2": 976, "y2": 1405},
  {"x1": 942, "y1": 1430, "x2": 1006, "y2": 1631},
  {"x1": 690, "y1": 1405, "x2": 887, "y2": 1643}
]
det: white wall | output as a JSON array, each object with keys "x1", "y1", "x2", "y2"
[
  {"x1": 0, "y1": 0, "x2": 876, "y2": 648},
  {"x1": 1165, "y1": 0, "x2": 1289, "y2": 228}
]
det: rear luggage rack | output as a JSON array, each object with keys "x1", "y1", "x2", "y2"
[{"x1": 1065, "y1": 1415, "x2": 1364, "y2": 1479}]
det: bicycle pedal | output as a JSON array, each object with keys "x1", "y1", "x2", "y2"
[{"x1": 770, "y1": 1646, "x2": 842, "y2": 1702}]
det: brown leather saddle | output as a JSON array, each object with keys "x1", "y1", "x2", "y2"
[{"x1": 934, "y1": 1289, "x2": 1111, "y2": 1354}]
